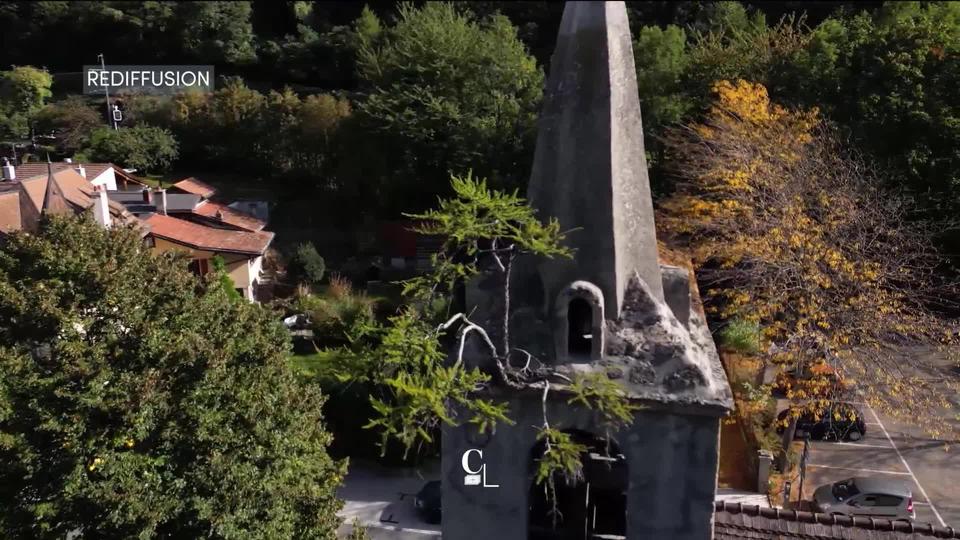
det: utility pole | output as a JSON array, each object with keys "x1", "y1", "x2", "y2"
[{"x1": 97, "y1": 54, "x2": 117, "y2": 130}]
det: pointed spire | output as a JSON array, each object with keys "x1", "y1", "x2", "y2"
[
  {"x1": 527, "y1": 1, "x2": 663, "y2": 318},
  {"x1": 41, "y1": 154, "x2": 71, "y2": 215}
]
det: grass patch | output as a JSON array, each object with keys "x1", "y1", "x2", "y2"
[{"x1": 289, "y1": 350, "x2": 340, "y2": 382}]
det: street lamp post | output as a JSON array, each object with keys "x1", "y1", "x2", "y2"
[{"x1": 97, "y1": 54, "x2": 117, "y2": 130}]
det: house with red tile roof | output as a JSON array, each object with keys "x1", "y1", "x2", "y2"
[
  {"x1": 108, "y1": 186, "x2": 274, "y2": 302},
  {"x1": 11, "y1": 160, "x2": 147, "y2": 192},
  {"x1": 2, "y1": 160, "x2": 273, "y2": 301},
  {"x1": 0, "y1": 159, "x2": 141, "y2": 236},
  {"x1": 142, "y1": 211, "x2": 274, "y2": 301}
]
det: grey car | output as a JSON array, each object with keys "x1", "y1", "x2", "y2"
[{"x1": 813, "y1": 477, "x2": 915, "y2": 520}]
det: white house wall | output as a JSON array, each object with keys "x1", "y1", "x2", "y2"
[{"x1": 90, "y1": 169, "x2": 117, "y2": 191}]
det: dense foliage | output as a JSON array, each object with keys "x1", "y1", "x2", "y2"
[
  {"x1": 0, "y1": 216, "x2": 345, "y2": 539},
  {"x1": 84, "y1": 124, "x2": 179, "y2": 174},
  {"x1": 121, "y1": 78, "x2": 352, "y2": 185},
  {"x1": 351, "y1": 3, "x2": 543, "y2": 214},
  {"x1": 34, "y1": 96, "x2": 104, "y2": 154},
  {"x1": 633, "y1": 2, "x2": 960, "y2": 212},
  {"x1": 0, "y1": 65, "x2": 52, "y2": 140},
  {"x1": 5, "y1": 2, "x2": 960, "y2": 220},
  {"x1": 659, "y1": 80, "x2": 959, "y2": 434},
  {"x1": 294, "y1": 276, "x2": 376, "y2": 348},
  {"x1": 290, "y1": 242, "x2": 327, "y2": 288}
]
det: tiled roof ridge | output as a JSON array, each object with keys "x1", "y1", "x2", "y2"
[
  {"x1": 717, "y1": 521, "x2": 834, "y2": 540},
  {"x1": 715, "y1": 501, "x2": 960, "y2": 538}
]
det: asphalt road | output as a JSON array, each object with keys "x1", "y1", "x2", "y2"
[{"x1": 797, "y1": 349, "x2": 960, "y2": 528}]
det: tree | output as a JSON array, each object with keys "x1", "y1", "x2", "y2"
[
  {"x1": 787, "y1": 3, "x2": 960, "y2": 212},
  {"x1": 34, "y1": 96, "x2": 104, "y2": 154},
  {"x1": 0, "y1": 215, "x2": 345, "y2": 539},
  {"x1": 658, "y1": 80, "x2": 959, "y2": 435},
  {"x1": 85, "y1": 124, "x2": 179, "y2": 174},
  {"x1": 289, "y1": 242, "x2": 327, "y2": 287},
  {"x1": 174, "y1": 2, "x2": 257, "y2": 64},
  {"x1": 334, "y1": 173, "x2": 639, "y2": 509},
  {"x1": 630, "y1": 4, "x2": 810, "y2": 192},
  {"x1": 210, "y1": 255, "x2": 242, "y2": 301},
  {"x1": 633, "y1": 24, "x2": 693, "y2": 188},
  {"x1": 353, "y1": 5, "x2": 382, "y2": 50},
  {"x1": 0, "y1": 66, "x2": 53, "y2": 139},
  {"x1": 353, "y1": 3, "x2": 544, "y2": 214}
]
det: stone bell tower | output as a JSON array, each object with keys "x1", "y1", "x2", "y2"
[{"x1": 440, "y1": 2, "x2": 734, "y2": 539}]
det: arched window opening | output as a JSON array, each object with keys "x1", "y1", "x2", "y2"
[
  {"x1": 528, "y1": 430, "x2": 627, "y2": 539},
  {"x1": 568, "y1": 297, "x2": 593, "y2": 357},
  {"x1": 555, "y1": 281, "x2": 604, "y2": 363}
]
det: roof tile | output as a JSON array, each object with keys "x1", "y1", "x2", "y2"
[
  {"x1": 144, "y1": 213, "x2": 273, "y2": 255},
  {"x1": 191, "y1": 200, "x2": 266, "y2": 231},
  {"x1": 714, "y1": 502, "x2": 960, "y2": 539},
  {"x1": 170, "y1": 177, "x2": 216, "y2": 198}
]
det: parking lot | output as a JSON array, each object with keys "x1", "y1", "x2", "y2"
[
  {"x1": 798, "y1": 400, "x2": 960, "y2": 527},
  {"x1": 793, "y1": 347, "x2": 960, "y2": 530}
]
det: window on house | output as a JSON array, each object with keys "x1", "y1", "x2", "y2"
[
  {"x1": 568, "y1": 297, "x2": 593, "y2": 356},
  {"x1": 188, "y1": 258, "x2": 210, "y2": 276}
]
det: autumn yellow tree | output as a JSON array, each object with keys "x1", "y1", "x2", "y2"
[{"x1": 659, "y1": 80, "x2": 959, "y2": 436}]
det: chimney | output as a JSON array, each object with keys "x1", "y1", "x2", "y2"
[
  {"x1": 2, "y1": 158, "x2": 14, "y2": 181},
  {"x1": 142, "y1": 187, "x2": 153, "y2": 204},
  {"x1": 155, "y1": 188, "x2": 168, "y2": 215},
  {"x1": 75, "y1": 164, "x2": 86, "y2": 178},
  {"x1": 92, "y1": 185, "x2": 112, "y2": 228}
]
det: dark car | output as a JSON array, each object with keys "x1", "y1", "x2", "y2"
[
  {"x1": 415, "y1": 480, "x2": 441, "y2": 524},
  {"x1": 776, "y1": 402, "x2": 866, "y2": 441}
]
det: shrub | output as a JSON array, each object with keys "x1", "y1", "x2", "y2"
[
  {"x1": 211, "y1": 255, "x2": 242, "y2": 301},
  {"x1": 289, "y1": 242, "x2": 326, "y2": 287},
  {"x1": 719, "y1": 318, "x2": 760, "y2": 354},
  {"x1": 295, "y1": 275, "x2": 376, "y2": 348}
]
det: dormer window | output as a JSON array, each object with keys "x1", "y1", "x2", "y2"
[{"x1": 555, "y1": 281, "x2": 604, "y2": 362}]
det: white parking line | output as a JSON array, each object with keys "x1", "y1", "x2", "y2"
[
  {"x1": 864, "y1": 403, "x2": 947, "y2": 527},
  {"x1": 805, "y1": 464, "x2": 912, "y2": 476},
  {"x1": 865, "y1": 422, "x2": 883, "y2": 426},
  {"x1": 833, "y1": 442, "x2": 894, "y2": 449}
]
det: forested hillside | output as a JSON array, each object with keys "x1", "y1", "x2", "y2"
[{"x1": 1, "y1": 1, "x2": 958, "y2": 225}]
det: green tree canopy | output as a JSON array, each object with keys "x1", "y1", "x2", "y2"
[
  {"x1": 0, "y1": 216, "x2": 345, "y2": 539},
  {"x1": 0, "y1": 66, "x2": 53, "y2": 140},
  {"x1": 789, "y1": 2, "x2": 960, "y2": 211},
  {"x1": 85, "y1": 124, "x2": 179, "y2": 174},
  {"x1": 352, "y1": 2, "x2": 544, "y2": 215},
  {"x1": 34, "y1": 96, "x2": 104, "y2": 154}
]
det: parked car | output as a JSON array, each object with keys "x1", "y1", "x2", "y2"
[
  {"x1": 415, "y1": 480, "x2": 442, "y2": 524},
  {"x1": 813, "y1": 477, "x2": 914, "y2": 520},
  {"x1": 776, "y1": 402, "x2": 866, "y2": 441},
  {"x1": 773, "y1": 361, "x2": 852, "y2": 399}
]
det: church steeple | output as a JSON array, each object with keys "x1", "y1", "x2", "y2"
[
  {"x1": 41, "y1": 156, "x2": 72, "y2": 215},
  {"x1": 526, "y1": 1, "x2": 662, "y2": 319}
]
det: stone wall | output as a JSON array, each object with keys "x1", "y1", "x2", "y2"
[{"x1": 441, "y1": 393, "x2": 721, "y2": 540}]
